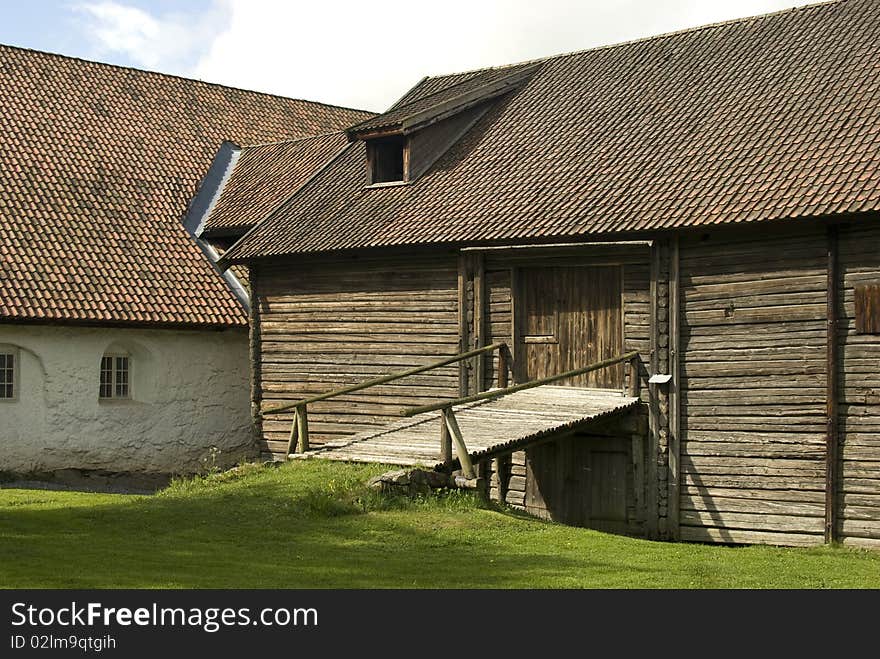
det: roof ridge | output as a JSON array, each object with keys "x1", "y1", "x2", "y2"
[
  {"x1": 420, "y1": 0, "x2": 842, "y2": 80},
  {"x1": 240, "y1": 130, "x2": 346, "y2": 149},
  {"x1": 0, "y1": 42, "x2": 376, "y2": 118}
]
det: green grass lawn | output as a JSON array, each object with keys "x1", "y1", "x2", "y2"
[{"x1": 0, "y1": 460, "x2": 877, "y2": 588}]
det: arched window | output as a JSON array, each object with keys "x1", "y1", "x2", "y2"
[{"x1": 99, "y1": 352, "x2": 130, "y2": 399}]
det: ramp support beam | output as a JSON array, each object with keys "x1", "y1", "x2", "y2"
[{"x1": 442, "y1": 408, "x2": 475, "y2": 479}]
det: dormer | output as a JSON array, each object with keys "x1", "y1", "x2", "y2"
[{"x1": 347, "y1": 63, "x2": 541, "y2": 187}]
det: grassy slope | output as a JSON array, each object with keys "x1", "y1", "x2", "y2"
[{"x1": 0, "y1": 460, "x2": 877, "y2": 589}]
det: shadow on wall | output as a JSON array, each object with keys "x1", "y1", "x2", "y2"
[
  {"x1": 0, "y1": 343, "x2": 48, "y2": 444},
  {"x1": 100, "y1": 338, "x2": 157, "y2": 403}
]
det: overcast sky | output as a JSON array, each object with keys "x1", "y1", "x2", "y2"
[{"x1": 2, "y1": 0, "x2": 819, "y2": 111}]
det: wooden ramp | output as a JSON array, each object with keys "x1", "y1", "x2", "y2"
[{"x1": 294, "y1": 387, "x2": 640, "y2": 468}]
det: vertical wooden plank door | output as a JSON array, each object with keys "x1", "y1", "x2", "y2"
[{"x1": 516, "y1": 266, "x2": 623, "y2": 387}]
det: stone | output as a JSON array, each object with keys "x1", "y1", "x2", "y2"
[{"x1": 368, "y1": 468, "x2": 452, "y2": 496}]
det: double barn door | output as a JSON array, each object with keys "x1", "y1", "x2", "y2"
[
  {"x1": 515, "y1": 265, "x2": 623, "y2": 388},
  {"x1": 513, "y1": 264, "x2": 631, "y2": 532}
]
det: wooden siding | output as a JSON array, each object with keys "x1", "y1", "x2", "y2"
[
  {"x1": 255, "y1": 254, "x2": 461, "y2": 457},
  {"x1": 678, "y1": 227, "x2": 828, "y2": 546},
  {"x1": 838, "y1": 223, "x2": 880, "y2": 548}
]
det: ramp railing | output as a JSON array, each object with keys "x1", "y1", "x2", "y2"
[
  {"x1": 261, "y1": 342, "x2": 510, "y2": 457},
  {"x1": 401, "y1": 351, "x2": 641, "y2": 478}
]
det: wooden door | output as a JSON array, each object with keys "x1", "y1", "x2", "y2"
[
  {"x1": 516, "y1": 266, "x2": 623, "y2": 388},
  {"x1": 524, "y1": 435, "x2": 633, "y2": 533}
]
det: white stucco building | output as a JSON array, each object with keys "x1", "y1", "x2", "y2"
[
  {"x1": 0, "y1": 45, "x2": 372, "y2": 479},
  {"x1": 0, "y1": 325, "x2": 251, "y2": 475}
]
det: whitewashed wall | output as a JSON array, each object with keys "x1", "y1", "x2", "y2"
[{"x1": 0, "y1": 324, "x2": 253, "y2": 475}]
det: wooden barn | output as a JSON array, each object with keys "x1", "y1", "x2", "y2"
[{"x1": 208, "y1": 0, "x2": 880, "y2": 548}]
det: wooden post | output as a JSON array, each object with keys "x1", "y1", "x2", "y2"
[
  {"x1": 443, "y1": 408, "x2": 475, "y2": 479},
  {"x1": 493, "y1": 454, "x2": 510, "y2": 503},
  {"x1": 825, "y1": 225, "x2": 839, "y2": 544},
  {"x1": 646, "y1": 242, "x2": 660, "y2": 540},
  {"x1": 458, "y1": 254, "x2": 470, "y2": 397},
  {"x1": 667, "y1": 236, "x2": 681, "y2": 541},
  {"x1": 497, "y1": 344, "x2": 509, "y2": 389},
  {"x1": 296, "y1": 403, "x2": 310, "y2": 453},
  {"x1": 627, "y1": 354, "x2": 641, "y2": 398},
  {"x1": 631, "y1": 433, "x2": 644, "y2": 527},
  {"x1": 440, "y1": 414, "x2": 452, "y2": 464},
  {"x1": 474, "y1": 254, "x2": 486, "y2": 392},
  {"x1": 286, "y1": 407, "x2": 300, "y2": 456},
  {"x1": 248, "y1": 266, "x2": 264, "y2": 452},
  {"x1": 510, "y1": 267, "x2": 520, "y2": 385}
]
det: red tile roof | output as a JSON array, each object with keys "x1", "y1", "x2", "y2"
[
  {"x1": 223, "y1": 0, "x2": 880, "y2": 261},
  {"x1": 0, "y1": 45, "x2": 373, "y2": 326},
  {"x1": 201, "y1": 132, "x2": 350, "y2": 236}
]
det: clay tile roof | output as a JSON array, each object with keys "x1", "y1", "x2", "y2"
[
  {"x1": 0, "y1": 45, "x2": 373, "y2": 327},
  {"x1": 223, "y1": 0, "x2": 880, "y2": 262},
  {"x1": 201, "y1": 132, "x2": 350, "y2": 236}
]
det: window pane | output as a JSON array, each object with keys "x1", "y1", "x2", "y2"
[
  {"x1": 115, "y1": 357, "x2": 129, "y2": 398},
  {"x1": 100, "y1": 356, "x2": 113, "y2": 398},
  {"x1": 0, "y1": 353, "x2": 12, "y2": 399}
]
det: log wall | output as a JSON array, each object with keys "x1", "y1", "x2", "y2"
[
  {"x1": 838, "y1": 222, "x2": 880, "y2": 548},
  {"x1": 254, "y1": 254, "x2": 461, "y2": 457},
  {"x1": 678, "y1": 226, "x2": 828, "y2": 546}
]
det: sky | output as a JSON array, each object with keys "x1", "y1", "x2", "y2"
[{"x1": 0, "y1": 0, "x2": 821, "y2": 112}]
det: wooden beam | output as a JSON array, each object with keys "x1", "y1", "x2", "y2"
[
  {"x1": 497, "y1": 344, "x2": 509, "y2": 388},
  {"x1": 473, "y1": 253, "x2": 486, "y2": 392},
  {"x1": 667, "y1": 235, "x2": 681, "y2": 541},
  {"x1": 492, "y1": 455, "x2": 509, "y2": 503},
  {"x1": 286, "y1": 407, "x2": 300, "y2": 456},
  {"x1": 248, "y1": 266, "x2": 263, "y2": 450},
  {"x1": 825, "y1": 224, "x2": 839, "y2": 544},
  {"x1": 461, "y1": 240, "x2": 654, "y2": 252},
  {"x1": 458, "y1": 254, "x2": 470, "y2": 397},
  {"x1": 632, "y1": 433, "x2": 644, "y2": 527},
  {"x1": 646, "y1": 241, "x2": 660, "y2": 540},
  {"x1": 440, "y1": 414, "x2": 452, "y2": 464},
  {"x1": 296, "y1": 404, "x2": 310, "y2": 453},
  {"x1": 510, "y1": 267, "x2": 520, "y2": 384},
  {"x1": 627, "y1": 354, "x2": 641, "y2": 398},
  {"x1": 443, "y1": 408, "x2": 475, "y2": 479}
]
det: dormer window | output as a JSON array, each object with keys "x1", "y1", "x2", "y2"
[{"x1": 368, "y1": 136, "x2": 407, "y2": 185}]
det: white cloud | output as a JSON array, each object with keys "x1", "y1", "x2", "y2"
[
  {"x1": 193, "y1": 0, "x2": 819, "y2": 111},
  {"x1": 72, "y1": 0, "x2": 820, "y2": 111},
  {"x1": 72, "y1": 1, "x2": 230, "y2": 72}
]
